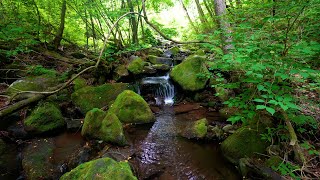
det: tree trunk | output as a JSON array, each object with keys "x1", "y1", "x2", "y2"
[
  {"x1": 214, "y1": 0, "x2": 233, "y2": 54},
  {"x1": 203, "y1": 0, "x2": 215, "y2": 22},
  {"x1": 53, "y1": 0, "x2": 67, "y2": 49},
  {"x1": 179, "y1": 0, "x2": 198, "y2": 33},
  {"x1": 127, "y1": 0, "x2": 138, "y2": 44},
  {"x1": 195, "y1": 0, "x2": 208, "y2": 25},
  {"x1": 32, "y1": 0, "x2": 41, "y2": 40},
  {"x1": 89, "y1": 13, "x2": 96, "y2": 52}
]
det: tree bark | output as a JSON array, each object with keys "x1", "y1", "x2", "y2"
[
  {"x1": 214, "y1": 0, "x2": 233, "y2": 54},
  {"x1": 195, "y1": 0, "x2": 208, "y2": 25},
  {"x1": 179, "y1": 0, "x2": 198, "y2": 33},
  {"x1": 53, "y1": 0, "x2": 67, "y2": 49},
  {"x1": 127, "y1": 0, "x2": 138, "y2": 44}
]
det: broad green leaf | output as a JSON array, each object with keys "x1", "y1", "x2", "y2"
[
  {"x1": 253, "y1": 99, "x2": 265, "y2": 103},
  {"x1": 268, "y1": 100, "x2": 278, "y2": 105},
  {"x1": 256, "y1": 105, "x2": 267, "y2": 110},
  {"x1": 266, "y1": 107, "x2": 276, "y2": 115},
  {"x1": 257, "y1": 85, "x2": 265, "y2": 91}
]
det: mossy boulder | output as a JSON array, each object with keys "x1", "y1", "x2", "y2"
[
  {"x1": 6, "y1": 74, "x2": 58, "y2": 99},
  {"x1": 113, "y1": 65, "x2": 129, "y2": 81},
  {"x1": 152, "y1": 64, "x2": 171, "y2": 71},
  {"x1": 73, "y1": 77, "x2": 87, "y2": 91},
  {"x1": 108, "y1": 90, "x2": 155, "y2": 124},
  {"x1": 180, "y1": 118, "x2": 208, "y2": 139},
  {"x1": 71, "y1": 83, "x2": 129, "y2": 113},
  {"x1": 24, "y1": 102, "x2": 65, "y2": 134},
  {"x1": 22, "y1": 138, "x2": 55, "y2": 179},
  {"x1": 194, "y1": 49, "x2": 205, "y2": 56},
  {"x1": 81, "y1": 109, "x2": 127, "y2": 145},
  {"x1": 169, "y1": 46, "x2": 180, "y2": 55},
  {"x1": 60, "y1": 157, "x2": 137, "y2": 180},
  {"x1": 148, "y1": 55, "x2": 173, "y2": 65},
  {"x1": 170, "y1": 55, "x2": 209, "y2": 91},
  {"x1": 127, "y1": 57, "x2": 147, "y2": 75},
  {"x1": 221, "y1": 127, "x2": 270, "y2": 164},
  {"x1": 148, "y1": 47, "x2": 163, "y2": 56}
]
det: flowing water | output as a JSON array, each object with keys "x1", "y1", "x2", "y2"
[{"x1": 131, "y1": 75, "x2": 240, "y2": 179}]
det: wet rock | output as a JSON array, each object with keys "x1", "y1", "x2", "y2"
[
  {"x1": 148, "y1": 47, "x2": 163, "y2": 56},
  {"x1": 168, "y1": 46, "x2": 180, "y2": 56},
  {"x1": 142, "y1": 65, "x2": 157, "y2": 74},
  {"x1": 71, "y1": 83, "x2": 129, "y2": 113},
  {"x1": 73, "y1": 76, "x2": 87, "y2": 91},
  {"x1": 8, "y1": 122, "x2": 28, "y2": 139},
  {"x1": 170, "y1": 55, "x2": 209, "y2": 91},
  {"x1": 148, "y1": 55, "x2": 173, "y2": 65},
  {"x1": 6, "y1": 74, "x2": 59, "y2": 100},
  {"x1": 127, "y1": 57, "x2": 148, "y2": 75},
  {"x1": 113, "y1": 65, "x2": 129, "y2": 81},
  {"x1": 60, "y1": 157, "x2": 137, "y2": 180},
  {"x1": 180, "y1": 118, "x2": 208, "y2": 139},
  {"x1": 222, "y1": 124, "x2": 236, "y2": 134},
  {"x1": 108, "y1": 90, "x2": 155, "y2": 124},
  {"x1": 82, "y1": 108, "x2": 127, "y2": 145},
  {"x1": 174, "y1": 103, "x2": 201, "y2": 114},
  {"x1": 0, "y1": 139, "x2": 19, "y2": 179},
  {"x1": 221, "y1": 127, "x2": 270, "y2": 164},
  {"x1": 239, "y1": 158, "x2": 283, "y2": 179},
  {"x1": 24, "y1": 102, "x2": 66, "y2": 134},
  {"x1": 22, "y1": 138, "x2": 56, "y2": 179}
]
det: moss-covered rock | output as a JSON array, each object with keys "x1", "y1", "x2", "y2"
[
  {"x1": 169, "y1": 46, "x2": 180, "y2": 55},
  {"x1": 73, "y1": 77, "x2": 87, "y2": 91},
  {"x1": 6, "y1": 74, "x2": 58, "y2": 99},
  {"x1": 113, "y1": 65, "x2": 129, "y2": 81},
  {"x1": 108, "y1": 90, "x2": 155, "y2": 124},
  {"x1": 194, "y1": 49, "x2": 205, "y2": 56},
  {"x1": 170, "y1": 55, "x2": 209, "y2": 91},
  {"x1": 152, "y1": 64, "x2": 171, "y2": 71},
  {"x1": 180, "y1": 118, "x2": 208, "y2": 139},
  {"x1": 127, "y1": 57, "x2": 147, "y2": 75},
  {"x1": 219, "y1": 107, "x2": 238, "y2": 119},
  {"x1": 148, "y1": 55, "x2": 172, "y2": 65},
  {"x1": 60, "y1": 157, "x2": 137, "y2": 180},
  {"x1": 24, "y1": 102, "x2": 65, "y2": 134},
  {"x1": 215, "y1": 87, "x2": 229, "y2": 101},
  {"x1": 71, "y1": 83, "x2": 129, "y2": 113},
  {"x1": 148, "y1": 47, "x2": 163, "y2": 56},
  {"x1": 81, "y1": 109, "x2": 127, "y2": 145},
  {"x1": 221, "y1": 127, "x2": 270, "y2": 164},
  {"x1": 22, "y1": 138, "x2": 55, "y2": 179}
]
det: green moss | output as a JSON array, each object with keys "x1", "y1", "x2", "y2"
[
  {"x1": 81, "y1": 109, "x2": 127, "y2": 145},
  {"x1": 169, "y1": 46, "x2": 180, "y2": 55},
  {"x1": 6, "y1": 74, "x2": 59, "y2": 97},
  {"x1": 24, "y1": 102, "x2": 65, "y2": 134},
  {"x1": 60, "y1": 157, "x2": 137, "y2": 180},
  {"x1": 215, "y1": 87, "x2": 229, "y2": 101},
  {"x1": 265, "y1": 156, "x2": 282, "y2": 168},
  {"x1": 147, "y1": 55, "x2": 158, "y2": 64},
  {"x1": 113, "y1": 65, "x2": 129, "y2": 81},
  {"x1": 81, "y1": 108, "x2": 106, "y2": 137},
  {"x1": 193, "y1": 118, "x2": 208, "y2": 138},
  {"x1": 71, "y1": 83, "x2": 129, "y2": 113},
  {"x1": 194, "y1": 49, "x2": 205, "y2": 56},
  {"x1": 108, "y1": 90, "x2": 155, "y2": 124},
  {"x1": 73, "y1": 77, "x2": 87, "y2": 91},
  {"x1": 100, "y1": 113, "x2": 127, "y2": 145},
  {"x1": 127, "y1": 58, "x2": 147, "y2": 75},
  {"x1": 152, "y1": 64, "x2": 170, "y2": 71},
  {"x1": 221, "y1": 127, "x2": 270, "y2": 164},
  {"x1": 170, "y1": 55, "x2": 209, "y2": 91},
  {"x1": 22, "y1": 139, "x2": 55, "y2": 179},
  {"x1": 26, "y1": 65, "x2": 57, "y2": 77},
  {"x1": 148, "y1": 47, "x2": 163, "y2": 56}
]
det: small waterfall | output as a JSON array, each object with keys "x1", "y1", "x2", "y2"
[{"x1": 140, "y1": 73, "x2": 175, "y2": 106}]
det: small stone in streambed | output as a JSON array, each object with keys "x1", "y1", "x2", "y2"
[{"x1": 179, "y1": 118, "x2": 208, "y2": 139}]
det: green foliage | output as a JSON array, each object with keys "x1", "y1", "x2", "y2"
[
  {"x1": 272, "y1": 162, "x2": 300, "y2": 179},
  {"x1": 26, "y1": 65, "x2": 57, "y2": 77}
]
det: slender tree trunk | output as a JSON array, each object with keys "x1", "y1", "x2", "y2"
[
  {"x1": 195, "y1": 0, "x2": 208, "y2": 25},
  {"x1": 32, "y1": 0, "x2": 41, "y2": 40},
  {"x1": 84, "y1": 10, "x2": 89, "y2": 51},
  {"x1": 179, "y1": 0, "x2": 198, "y2": 33},
  {"x1": 214, "y1": 0, "x2": 233, "y2": 54},
  {"x1": 53, "y1": 0, "x2": 67, "y2": 49},
  {"x1": 127, "y1": 0, "x2": 138, "y2": 44},
  {"x1": 203, "y1": 0, "x2": 215, "y2": 22},
  {"x1": 90, "y1": 13, "x2": 96, "y2": 52}
]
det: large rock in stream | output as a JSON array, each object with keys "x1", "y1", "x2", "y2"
[
  {"x1": 108, "y1": 90, "x2": 155, "y2": 124},
  {"x1": 127, "y1": 57, "x2": 148, "y2": 75},
  {"x1": 24, "y1": 102, "x2": 66, "y2": 134},
  {"x1": 60, "y1": 157, "x2": 137, "y2": 180},
  {"x1": 179, "y1": 118, "x2": 208, "y2": 139},
  {"x1": 71, "y1": 83, "x2": 129, "y2": 113},
  {"x1": 81, "y1": 108, "x2": 127, "y2": 146},
  {"x1": 170, "y1": 55, "x2": 209, "y2": 91},
  {"x1": 221, "y1": 126, "x2": 270, "y2": 164}
]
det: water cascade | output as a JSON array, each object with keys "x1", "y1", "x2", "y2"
[{"x1": 139, "y1": 73, "x2": 175, "y2": 106}]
